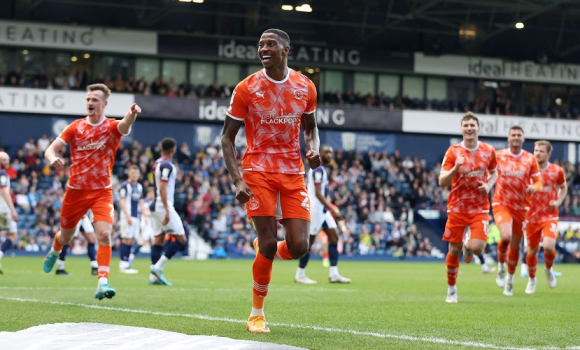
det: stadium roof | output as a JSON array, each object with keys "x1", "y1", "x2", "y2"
[{"x1": 5, "y1": 0, "x2": 580, "y2": 63}]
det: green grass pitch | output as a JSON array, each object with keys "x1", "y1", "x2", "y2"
[{"x1": 0, "y1": 257, "x2": 578, "y2": 349}]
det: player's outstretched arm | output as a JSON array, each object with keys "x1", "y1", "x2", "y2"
[
  {"x1": 118, "y1": 103, "x2": 141, "y2": 135},
  {"x1": 45, "y1": 139, "x2": 66, "y2": 168},
  {"x1": 301, "y1": 113, "x2": 320, "y2": 169}
]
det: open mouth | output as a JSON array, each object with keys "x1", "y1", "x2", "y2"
[{"x1": 261, "y1": 55, "x2": 272, "y2": 63}]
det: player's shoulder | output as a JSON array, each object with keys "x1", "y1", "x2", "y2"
[
  {"x1": 242, "y1": 69, "x2": 265, "y2": 88},
  {"x1": 522, "y1": 149, "x2": 534, "y2": 158},
  {"x1": 0, "y1": 170, "x2": 8, "y2": 182},
  {"x1": 67, "y1": 117, "x2": 85, "y2": 129},
  {"x1": 496, "y1": 147, "x2": 509, "y2": 156},
  {"x1": 158, "y1": 158, "x2": 174, "y2": 168},
  {"x1": 550, "y1": 162, "x2": 564, "y2": 172},
  {"x1": 448, "y1": 142, "x2": 462, "y2": 150},
  {"x1": 477, "y1": 141, "x2": 495, "y2": 151},
  {"x1": 446, "y1": 142, "x2": 464, "y2": 153},
  {"x1": 290, "y1": 68, "x2": 314, "y2": 85},
  {"x1": 312, "y1": 165, "x2": 325, "y2": 173}
]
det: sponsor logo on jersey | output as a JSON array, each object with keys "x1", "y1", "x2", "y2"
[
  {"x1": 260, "y1": 112, "x2": 301, "y2": 125},
  {"x1": 77, "y1": 140, "x2": 106, "y2": 151},
  {"x1": 460, "y1": 170, "x2": 486, "y2": 178},
  {"x1": 501, "y1": 169, "x2": 526, "y2": 178}
]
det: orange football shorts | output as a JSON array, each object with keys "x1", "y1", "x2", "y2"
[
  {"x1": 243, "y1": 171, "x2": 311, "y2": 222},
  {"x1": 526, "y1": 220, "x2": 558, "y2": 248},
  {"x1": 60, "y1": 188, "x2": 114, "y2": 229},
  {"x1": 443, "y1": 212, "x2": 489, "y2": 244},
  {"x1": 492, "y1": 205, "x2": 527, "y2": 237}
]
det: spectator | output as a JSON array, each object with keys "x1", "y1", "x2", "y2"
[
  {"x1": 211, "y1": 242, "x2": 227, "y2": 259},
  {"x1": 37, "y1": 134, "x2": 50, "y2": 153}
]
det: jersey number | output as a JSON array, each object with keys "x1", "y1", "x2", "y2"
[{"x1": 300, "y1": 192, "x2": 310, "y2": 211}]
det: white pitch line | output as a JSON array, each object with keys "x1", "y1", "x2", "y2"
[
  {"x1": 1, "y1": 296, "x2": 578, "y2": 350},
  {"x1": 0, "y1": 285, "x2": 353, "y2": 293}
]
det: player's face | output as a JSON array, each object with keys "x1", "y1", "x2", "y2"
[
  {"x1": 460, "y1": 119, "x2": 479, "y2": 141},
  {"x1": 508, "y1": 129, "x2": 524, "y2": 148},
  {"x1": 534, "y1": 145, "x2": 550, "y2": 164},
  {"x1": 321, "y1": 147, "x2": 333, "y2": 164},
  {"x1": 129, "y1": 169, "x2": 140, "y2": 182},
  {"x1": 86, "y1": 90, "x2": 108, "y2": 117},
  {"x1": 258, "y1": 33, "x2": 288, "y2": 69}
]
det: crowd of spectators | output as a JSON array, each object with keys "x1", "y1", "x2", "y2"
[
  {"x1": 3, "y1": 134, "x2": 580, "y2": 259},
  {"x1": 1, "y1": 66, "x2": 578, "y2": 119},
  {"x1": 321, "y1": 88, "x2": 580, "y2": 120},
  {"x1": 1, "y1": 66, "x2": 233, "y2": 100}
]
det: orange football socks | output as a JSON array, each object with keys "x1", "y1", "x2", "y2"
[
  {"x1": 96, "y1": 245, "x2": 112, "y2": 279},
  {"x1": 446, "y1": 253, "x2": 459, "y2": 286},
  {"x1": 544, "y1": 250, "x2": 556, "y2": 270},
  {"x1": 506, "y1": 246, "x2": 519, "y2": 275},
  {"x1": 497, "y1": 239, "x2": 509, "y2": 264},
  {"x1": 526, "y1": 254, "x2": 538, "y2": 279},
  {"x1": 274, "y1": 240, "x2": 293, "y2": 260}
]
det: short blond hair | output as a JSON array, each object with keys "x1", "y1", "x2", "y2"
[
  {"x1": 461, "y1": 111, "x2": 479, "y2": 126},
  {"x1": 535, "y1": 140, "x2": 552, "y2": 154},
  {"x1": 87, "y1": 83, "x2": 111, "y2": 100}
]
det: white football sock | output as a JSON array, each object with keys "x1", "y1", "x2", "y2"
[{"x1": 154, "y1": 255, "x2": 169, "y2": 271}]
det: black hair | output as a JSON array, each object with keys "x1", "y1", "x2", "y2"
[
  {"x1": 263, "y1": 28, "x2": 290, "y2": 48},
  {"x1": 161, "y1": 137, "x2": 176, "y2": 152}
]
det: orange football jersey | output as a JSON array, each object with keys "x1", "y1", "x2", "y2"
[
  {"x1": 227, "y1": 68, "x2": 317, "y2": 174},
  {"x1": 493, "y1": 149, "x2": 540, "y2": 210},
  {"x1": 58, "y1": 117, "x2": 127, "y2": 189},
  {"x1": 528, "y1": 163, "x2": 565, "y2": 223},
  {"x1": 443, "y1": 141, "x2": 497, "y2": 214}
]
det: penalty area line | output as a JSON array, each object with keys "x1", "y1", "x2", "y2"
[{"x1": 0, "y1": 296, "x2": 578, "y2": 350}]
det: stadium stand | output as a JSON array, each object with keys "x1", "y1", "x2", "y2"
[{"x1": 1, "y1": 68, "x2": 578, "y2": 119}]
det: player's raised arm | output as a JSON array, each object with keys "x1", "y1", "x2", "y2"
[
  {"x1": 118, "y1": 103, "x2": 141, "y2": 135},
  {"x1": 301, "y1": 113, "x2": 320, "y2": 169}
]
